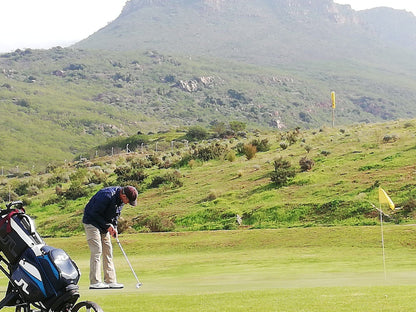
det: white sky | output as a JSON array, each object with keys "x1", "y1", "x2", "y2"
[
  {"x1": 0, "y1": 0, "x2": 128, "y2": 52},
  {"x1": 334, "y1": 0, "x2": 416, "y2": 13},
  {"x1": 0, "y1": 0, "x2": 415, "y2": 53}
]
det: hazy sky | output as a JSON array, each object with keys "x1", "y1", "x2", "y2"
[
  {"x1": 334, "y1": 0, "x2": 416, "y2": 13},
  {"x1": 0, "y1": 0, "x2": 127, "y2": 52},
  {"x1": 0, "y1": 0, "x2": 415, "y2": 53}
]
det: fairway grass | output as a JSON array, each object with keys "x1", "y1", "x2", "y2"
[{"x1": 1, "y1": 226, "x2": 416, "y2": 311}]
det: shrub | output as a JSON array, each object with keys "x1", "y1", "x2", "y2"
[
  {"x1": 0, "y1": 189, "x2": 18, "y2": 202},
  {"x1": 279, "y1": 141, "x2": 289, "y2": 150},
  {"x1": 188, "y1": 159, "x2": 196, "y2": 168},
  {"x1": 148, "y1": 171, "x2": 183, "y2": 189},
  {"x1": 383, "y1": 134, "x2": 399, "y2": 143},
  {"x1": 286, "y1": 131, "x2": 299, "y2": 145},
  {"x1": 299, "y1": 157, "x2": 315, "y2": 172},
  {"x1": 88, "y1": 169, "x2": 108, "y2": 184},
  {"x1": 194, "y1": 143, "x2": 229, "y2": 161},
  {"x1": 64, "y1": 181, "x2": 88, "y2": 200},
  {"x1": 14, "y1": 181, "x2": 29, "y2": 196},
  {"x1": 270, "y1": 157, "x2": 296, "y2": 187},
  {"x1": 114, "y1": 166, "x2": 148, "y2": 184},
  {"x1": 69, "y1": 168, "x2": 88, "y2": 185},
  {"x1": 206, "y1": 190, "x2": 219, "y2": 201},
  {"x1": 243, "y1": 144, "x2": 257, "y2": 160},
  {"x1": 226, "y1": 150, "x2": 236, "y2": 162},
  {"x1": 27, "y1": 185, "x2": 40, "y2": 196},
  {"x1": 229, "y1": 121, "x2": 246, "y2": 132},
  {"x1": 250, "y1": 138, "x2": 270, "y2": 152},
  {"x1": 397, "y1": 198, "x2": 416, "y2": 218},
  {"x1": 133, "y1": 214, "x2": 175, "y2": 232},
  {"x1": 186, "y1": 126, "x2": 209, "y2": 141},
  {"x1": 235, "y1": 142, "x2": 245, "y2": 155},
  {"x1": 47, "y1": 171, "x2": 69, "y2": 186},
  {"x1": 129, "y1": 157, "x2": 152, "y2": 169}
]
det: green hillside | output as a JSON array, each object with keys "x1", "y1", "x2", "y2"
[
  {"x1": 1, "y1": 119, "x2": 415, "y2": 236},
  {"x1": 1, "y1": 48, "x2": 416, "y2": 171}
]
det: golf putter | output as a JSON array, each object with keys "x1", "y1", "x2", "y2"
[{"x1": 116, "y1": 237, "x2": 142, "y2": 288}]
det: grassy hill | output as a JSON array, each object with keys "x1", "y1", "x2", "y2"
[
  {"x1": 2, "y1": 1, "x2": 416, "y2": 171},
  {"x1": 1, "y1": 118, "x2": 415, "y2": 236},
  {"x1": 1, "y1": 48, "x2": 416, "y2": 171}
]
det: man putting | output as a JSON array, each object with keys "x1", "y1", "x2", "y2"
[{"x1": 82, "y1": 186, "x2": 138, "y2": 289}]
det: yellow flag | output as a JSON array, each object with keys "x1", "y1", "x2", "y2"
[
  {"x1": 331, "y1": 91, "x2": 336, "y2": 109},
  {"x1": 379, "y1": 187, "x2": 395, "y2": 210}
]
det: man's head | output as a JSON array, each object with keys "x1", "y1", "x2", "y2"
[{"x1": 122, "y1": 186, "x2": 138, "y2": 206}]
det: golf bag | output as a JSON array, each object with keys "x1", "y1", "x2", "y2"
[{"x1": 0, "y1": 201, "x2": 80, "y2": 311}]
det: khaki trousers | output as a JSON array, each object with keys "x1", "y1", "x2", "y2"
[{"x1": 83, "y1": 223, "x2": 117, "y2": 284}]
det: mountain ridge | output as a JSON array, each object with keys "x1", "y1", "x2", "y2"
[
  {"x1": 1, "y1": 0, "x2": 416, "y2": 170},
  {"x1": 75, "y1": 0, "x2": 416, "y2": 67}
]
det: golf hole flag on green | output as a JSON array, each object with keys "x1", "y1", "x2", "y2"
[{"x1": 379, "y1": 187, "x2": 395, "y2": 210}]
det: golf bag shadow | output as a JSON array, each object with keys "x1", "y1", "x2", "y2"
[{"x1": 0, "y1": 201, "x2": 103, "y2": 312}]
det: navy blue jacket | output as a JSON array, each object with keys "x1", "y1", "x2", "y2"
[{"x1": 82, "y1": 187, "x2": 125, "y2": 233}]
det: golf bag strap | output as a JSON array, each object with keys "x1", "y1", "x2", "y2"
[{"x1": 0, "y1": 209, "x2": 24, "y2": 234}]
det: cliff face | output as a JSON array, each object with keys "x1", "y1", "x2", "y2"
[
  {"x1": 120, "y1": 0, "x2": 359, "y2": 22},
  {"x1": 76, "y1": 0, "x2": 416, "y2": 68}
]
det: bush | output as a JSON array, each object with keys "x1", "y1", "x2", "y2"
[
  {"x1": 383, "y1": 134, "x2": 399, "y2": 143},
  {"x1": 98, "y1": 134, "x2": 150, "y2": 153},
  {"x1": 397, "y1": 198, "x2": 416, "y2": 218},
  {"x1": 64, "y1": 181, "x2": 88, "y2": 200},
  {"x1": 148, "y1": 171, "x2": 183, "y2": 189},
  {"x1": 226, "y1": 150, "x2": 236, "y2": 162},
  {"x1": 186, "y1": 126, "x2": 209, "y2": 141},
  {"x1": 279, "y1": 141, "x2": 289, "y2": 150},
  {"x1": 114, "y1": 166, "x2": 148, "y2": 184},
  {"x1": 229, "y1": 121, "x2": 246, "y2": 132},
  {"x1": 270, "y1": 157, "x2": 296, "y2": 187},
  {"x1": 250, "y1": 138, "x2": 270, "y2": 152},
  {"x1": 47, "y1": 171, "x2": 69, "y2": 186},
  {"x1": 133, "y1": 214, "x2": 175, "y2": 232},
  {"x1": 14, "y1": 181, "x2": 29, "y2": 196},
  {"x1": 88, "y1": 169, "x2": 108, "y2": 184},
  {"x1": 299, "y1": 157, "x2": 315, "y2": 172},
  {"x1": 0, "y1": 189, "x2": 19, "y2": 202},
  {"x1": 243, "y1": 144, "x2": 257, "y2": 160},
  {"x1": 194, "y1": 143, "x2": 229, "y2": 161}
]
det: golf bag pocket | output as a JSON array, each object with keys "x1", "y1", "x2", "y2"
[
  {"x1": 11, "y1": 254, "x2": 48, "y2": 302},
  {"x1": 39, "y1": 245, "x2": 80, "y2": 290},
  {"x1": 0, "y1": 209, "x2": 44, "y2": 264},
  {"x1": 11, "y1": 245, "x2": 80, "y2": 303}
]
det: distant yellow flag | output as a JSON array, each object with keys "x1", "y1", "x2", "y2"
[
  {"x1": 331, "y1": 91, "x2": 336, "y2": 109},
  {"x1": 379, "y1": 187, "x2": 395, "y2": 210}
]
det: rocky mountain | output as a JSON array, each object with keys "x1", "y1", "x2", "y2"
[
  {"x1": 1, "y1": 0, "x2": 416, "y2": 170},
  {"x1": 75, "y1": 0, "x2": 416, "y2": 68}
]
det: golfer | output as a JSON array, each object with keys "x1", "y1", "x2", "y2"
[{"x1": 82, "y1": 186, "x2": 138, "y2": 289}]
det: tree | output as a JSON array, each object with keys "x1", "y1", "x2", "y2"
[
  {"x1": 186, "y1": 126, "x2": 209, "y2": 141},
  {"x1": 229, "y1": 121, "x2": 246, "y2": 132},
  {"x1": 270, "y1": 157, "x2": 296, "y2": 187}
]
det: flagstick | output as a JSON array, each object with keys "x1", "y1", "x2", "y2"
[{"x1": 379, "y1": 205, "x2": 387, "y2": 280}]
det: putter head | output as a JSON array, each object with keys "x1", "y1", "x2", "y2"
[{"x1": 136, "y1": 282, "x2": 142, "y2": 289}]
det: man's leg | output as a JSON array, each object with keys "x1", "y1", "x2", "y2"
[
  {"x1": 83, "y1": 223, "x2": 102, "y2": 285},
  {"x1": 101, "y1": 232, "x2": 117, "y2": 284}
]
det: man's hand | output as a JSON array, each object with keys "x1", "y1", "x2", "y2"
[{"x1": 107, "y1": 225, "x2": 118, "y2": 238}]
